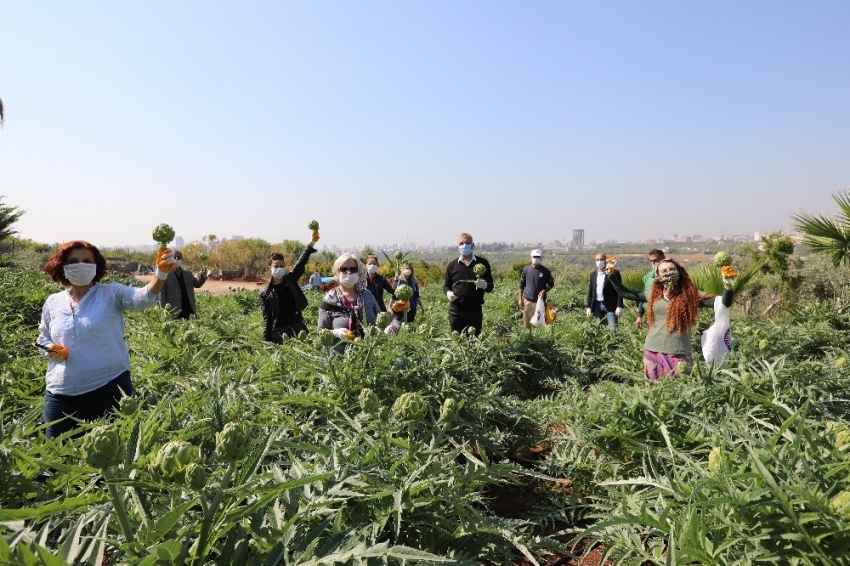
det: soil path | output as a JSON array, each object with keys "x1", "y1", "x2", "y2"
[{"x1": 134, "y1": 274, "x2": 267, "y2": 296}]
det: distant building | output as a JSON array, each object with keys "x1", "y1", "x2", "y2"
[
  {"x1": 572, "y1": 229, "x2": 585, "y2": 250},
  {"x1": 175, "y1": 236, "x2": 185, "y2": 249}
]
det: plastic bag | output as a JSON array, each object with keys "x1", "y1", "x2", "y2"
[
  {"x1": 530, "y1": 297, "x2": 547, "y2": 327},
  {"x1": 701, "y1": 296, "x2": 732, "y2": 363}
]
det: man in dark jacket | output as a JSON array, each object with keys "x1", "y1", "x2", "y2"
[
  {"x1": 443, "y1": 232, "x2": 494, "y2": 335},
  {"x1": 519, "y1": 248, "x2": 555, "y2": 327},
  {"x1": 586, "y1": 252, "x2": 624, "y2": 330},
  {"x1": 159, "y1": 250, "x2": 208, "y2": 319},
  {"x1": 260, "y1": 237, "x2": 318, "y2": 343}
]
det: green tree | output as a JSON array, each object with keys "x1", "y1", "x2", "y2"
[
  {"x1": 792, "y1": 190, "x2": 850, "y2": 267},
  {"x1": 0, "y1": 196, "x2": 24, "y2": 241},
  {"x1": 760, "y1": 231, "x2": 795, "y2": 282}
]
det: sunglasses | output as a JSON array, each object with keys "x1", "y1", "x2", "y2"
[{"x1": 339, "y1": 266, "x2": 358, "y2": 274}]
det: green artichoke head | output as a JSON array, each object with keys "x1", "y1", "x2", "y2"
[
  {"x1": 152, "y1": 440, "x2": 200, "y2": 483},
  {"x1": 375, "y1": 312, "x2": 390, "y2": 330},
  {"x1": 395, "y1": 284, "x2": 414, "y2": 301},
  {"x1": 152, "y1": 223, "x2": 176, "y2": 247},
  {"x1": 184, "y1": 462, "x2": 207, "y2": 491},
  {"x1": 392, "y1": 392, "x2": 426, "y2": 422},
  {"x1": 438, "y1": 397, "x2": 463, "y2": 426},
  {"x1": 473, "y1": 263, "x2": 487, "y2": 278},
  {"x1": 708, "y1": 446, "x2": 724, "y2": 476},
  {"x1": 82, "y1": 425, "x2": 124, "y2": 470},
  {"x1": 714, "y1": 251, "x2": 732, "y2": 267},
  {"x1": 216, "y1": 422, "x2": 250, "y2": 463},
  {"x1": 831, "y1": 490, "x2": 850, "y2": 519},
  {"x1": 197, "y1": 252, "x2": 209, "y2": 262},
  {"x1": 308, "y1": 220, "x2": 320, "y2": 230},
  {"x1": 359, "y1": 388, "x2": 381, "y2": 414}
]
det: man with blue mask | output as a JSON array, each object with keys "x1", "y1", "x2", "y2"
[{"x1": 443, "y1": 232, "x2": 494, "y2": 335}]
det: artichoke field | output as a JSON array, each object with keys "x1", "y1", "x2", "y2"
[{"x1": 2, "y1": 256, "x2": 850, "y2": 565}]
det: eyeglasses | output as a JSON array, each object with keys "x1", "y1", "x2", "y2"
[
  {"x1": 339, "y1": 266, "x2": 358, "y2": 274},
  {"x1": 532, "y1": 256, "x2": 541, "y2": 259}
]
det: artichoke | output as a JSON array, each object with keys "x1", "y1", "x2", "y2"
[
  {"x1": 216, "y1": 422, "x2": 249, "y2": 463},
  {"x1": 152, "y1": 223, "x2": 176, "y2": 247},
  {"x1": 375, "y1": 312, "x2": 390, "y2": 330},
  {"x1": 184, "y1": 462, "x2": 207, "y2": 491},
  {"x1": 392, "y1": 392, "x2": 426, "y2": 422},
  {"x1": 394, "y1": 251, "x2": 404, "y2": 261},
  {"x1": 473, "y1": 263, "x2": 487, "y2": 278},
  {"x1": 82, "y1": 426, "x2": 124, "y2": 470},
  {"x1": 708, "y1": 446, "x2": 724, "y2": 476},
  {"x1": 831, "y1": 490, "x2": 850, "y2": 519},
  {"x1": 377, "y1": 406, "x2": 390, "y2": 421},
  {"x1": 308, "y1": 220, "x2": 320, "y2": 230},
  {"x1": 395, "y1": 284, "x2": 414, "y2": 301},
  {"x1": 319, "y1": 330, "x2": 335, "y2": 348},
  {"x1": 197, "y1": 252, "x2": 209, "y2": 263},
  {"x1": 117, "y1": 395, "x2": 140, "y2": 416},
  {"x1": 438, "y1": 398, "x2": 462, "y2": 426},
  {"x1": 151, "y1": 440, "x2": 199, "y2": 483},
  {"x1": 714, "y1": 251, "x2": 732, "y2": 267},
  {"x1": 359, "y1": 388, "x2": 381, "y2": 414}
]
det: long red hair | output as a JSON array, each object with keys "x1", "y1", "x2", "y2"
[
  {"x1": 43, "y1": 240, "x2": 107, "y2": 285},
  {"x1": 647, "y1": 260, "x2": 711, "y2": 333}
]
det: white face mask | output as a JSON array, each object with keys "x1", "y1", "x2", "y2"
[
  {"x1": 366, "y1": 264, "x2": 378, "y2": 274},
  {"x1": 531, "y1": 258, "x2": 541, "y2": 266},
  {"x1": 64, "y1": 263, "x2": 97, "y2": 286},
  {"x1": 174, "y1": 259, "x2": 182, "y2": 268},
  {"x1": 402, "y1": 269, "x2": 412, "y2": 277},
  {"x1": 271, "y1": 267, "x2": 286, "y2": 279},
  {"x1": 596, "y1": 260, "x2": 606, "y2": 270},
  {"x1": 339, "y1": 273, "x2": 359, "y2": 288}
]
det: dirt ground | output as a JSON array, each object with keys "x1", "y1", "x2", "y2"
[{"x1": 134, "y1": 274, "x2": 267, "y2": 295}]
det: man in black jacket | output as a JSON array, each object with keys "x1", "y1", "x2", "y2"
[
  {"x1": 586, "y1": 252, "x2": 624, "y2": 330},
  {"x1": 260, "y1": 236, "x2": 318, "y2": 343},
  {"x1": 443, "y1": 233, "x2": 494, "y2": 335}
]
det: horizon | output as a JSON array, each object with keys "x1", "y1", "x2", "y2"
[{"x1": 2, "y1": 2, "x2": 848, "y2": 248}]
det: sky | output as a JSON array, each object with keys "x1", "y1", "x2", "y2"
[{"x1": 1, "y1": 1, "x2": 849, "y2": 250}]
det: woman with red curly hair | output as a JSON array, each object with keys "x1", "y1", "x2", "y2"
[
  {"x1": 609, "y1": 259, "x2": 734, "y2": 380},
  {"x1": 37, "y1": 240, "x2": 175, "y2": 438}
]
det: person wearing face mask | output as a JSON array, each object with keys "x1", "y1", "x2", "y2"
[
  {"x1": 391, "y1": 262, "x2": 425, "y2": 323},
  {"x1": 363, "y1": 255, "x2": 394, "y2": 312},
  {"x1": 37, "y1": 240, "x2": 175, "y2": 438},
  {"x1": 443, "y1": 233, "x2": 494, "y2": 335},
  {"x1": 585, "y1": 252, "x2": 625, "y2": 329},
  {"x1": 519, "y1": 249, "x2": 555, "y2": 328},
  {"x1": 158, "y1": 250, "x2": 208, "y2": 319},
  {"x1": 635, "y1": 249, "x2": 665, "y2": 329},
  {"x1": 608, "y1": 258, "x2": 735, "y2": 380},
  {"x1": 317, "y1": 253, "x2": 380, "y2": 348},
  {"x1": 260, "y1": 231, "x2": 320, "y2": 343}
]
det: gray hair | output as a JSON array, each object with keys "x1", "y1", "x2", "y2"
[{"x1": 332, "y1": 253, "x2": 362, "y2": 280}]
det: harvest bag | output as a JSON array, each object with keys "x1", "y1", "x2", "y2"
[{"x1": 701, "y1": 296, "x2": 732, "y2": 363}]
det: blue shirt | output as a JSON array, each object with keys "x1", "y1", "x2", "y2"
[{"x1": 37, "y1": 282, "x2": 160, "y2": 395}]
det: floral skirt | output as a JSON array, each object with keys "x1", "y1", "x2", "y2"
[{"x1": 643, "y1": 350, "x2": 692, "y2": 380}]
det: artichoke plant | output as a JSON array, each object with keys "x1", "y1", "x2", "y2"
[
  {"x1": 216, "y1": 422, "x2": 249, "y2": 463},
  {"x1": 359, "y1": 388, "x2": 381, "y2": 415},
  {"x1": 82, "y1": 425, "x2": 124, "y2": 470},
  {"x1": 152, "y1": 223, "x2": 176, "y2": 248},
  {"x1": 151, "y1": 441, "x2": 200, "y2": 483},
  {"x1": 392, "y1": 392, "x2": 426, "y2": 422}
]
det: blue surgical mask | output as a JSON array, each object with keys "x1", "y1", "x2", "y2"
[{"x1": 458, "y1": 244, "x2": 472, "y2": 256}]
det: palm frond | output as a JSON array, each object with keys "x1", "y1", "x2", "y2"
[
  {"x1": 690, "y1": 257, "x2": 765, "y2": 296},
  {"x1": 791, "y1": 190, "x2": 850, "y2": 267}
]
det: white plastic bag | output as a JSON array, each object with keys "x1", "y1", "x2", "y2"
[
  {"x1": 530, "y1": 297, "x2": 547, "y2": 327},
  {"x1": 701, "y1": 296, "x2": 732, "y2": 363}
]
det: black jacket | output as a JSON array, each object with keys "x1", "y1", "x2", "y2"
[
  {"x1": 260, "y1": 244, "x2": 316, "y2": 341},
  {"x1": 443, "y1": 255, "x2": 494, "y2": 310},
  {"x1": 586, "y1": 269, "x2": 625, "y2": 312}
]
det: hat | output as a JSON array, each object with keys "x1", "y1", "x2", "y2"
[{"x1": 530, "y1": 249, "x2": 543, "y2": 258}]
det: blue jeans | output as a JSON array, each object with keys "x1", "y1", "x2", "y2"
[
  {"x1": 592, "y1": 301, "x2": 618, "y2": 330},
  {"x1": 44, "y1": 371, "x2": 133, "y2": 438}
]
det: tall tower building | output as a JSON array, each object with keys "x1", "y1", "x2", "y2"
[{"x1": 572, "y1": 229, "x2": 585, "y2": 250}]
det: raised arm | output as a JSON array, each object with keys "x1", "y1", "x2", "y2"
[{"x1": 607, "y1": 271, "x2": 647, "y2": 303}]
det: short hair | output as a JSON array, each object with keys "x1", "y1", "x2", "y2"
[
  {"x1": 333, "y1": 253, "x2": 362, "y2": 278},
  {"x1": 457, "y1": 233, "x2": 474, "y2": 245},
  {"x1": 43, "y1": 240, "x2": 108, "y2": 285},
  {"x1": 649, "y1": 249, "x2": 666, "y2": 259},
  {"x1": 268, "y1": 252, "x2": 286, "y2": 265},
  {"x1": 365, "y1": 254, "x2": 379, "y2": 265}
]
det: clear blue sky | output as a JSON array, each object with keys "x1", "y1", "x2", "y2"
[{"x1": 2, "y1": 1, "x2": 848, "y2": 249}]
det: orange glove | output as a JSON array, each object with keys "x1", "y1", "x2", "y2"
[
  {"x1": 156, "y1": 247, "x2": 176, "y2": 280},
  {"x1": 720, "y1": 265, "x2": 738, "y2": 279},
  {"x1": 311, "y1": 229, "x2": 320, "y2": 243},
  {"x1": 47, "y1": 344, "x2": 68, "y2": 362},
  {"x1": 391, "y1": 300, "x2": 410, "y2": 313}
]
